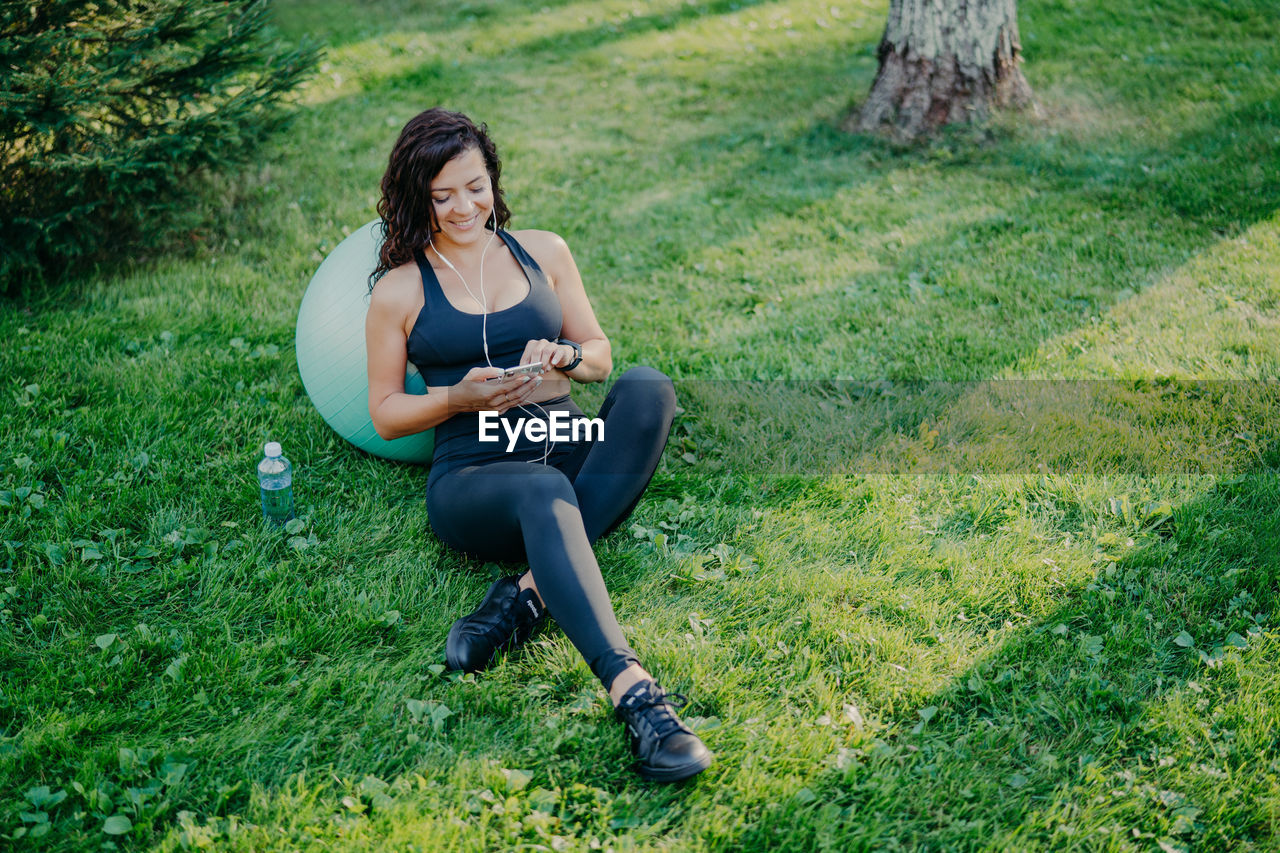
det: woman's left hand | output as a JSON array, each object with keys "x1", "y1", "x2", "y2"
[{"x1": 520, "y1": 339, "x2": 577, "y2": 373}]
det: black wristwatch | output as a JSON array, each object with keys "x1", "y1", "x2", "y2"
[{"x1": 557, "y1": 338, "x2": 583, "y2": 372}]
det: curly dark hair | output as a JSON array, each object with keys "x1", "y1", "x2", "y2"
[{"x1": 370, "y1": 107, "x2": 511, "y2": 287}]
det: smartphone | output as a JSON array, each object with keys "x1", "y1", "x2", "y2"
[{"x1": 486, "y1": 361, "x2": 545, "y2": 382}]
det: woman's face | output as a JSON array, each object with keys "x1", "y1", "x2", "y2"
[{"x1": 429, "y1": 146, "x2": 494, "y2": 246}]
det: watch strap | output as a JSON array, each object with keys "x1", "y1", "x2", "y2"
[{"x1": 557, "y1": 338, "x2": 583, "y2": 372}]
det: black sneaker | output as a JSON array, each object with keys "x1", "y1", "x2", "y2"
[
  {"x1": 445, "y1": 575, "x2": 545, "y2": 672},
  {"x1": 615, "y1": 680, "x2": 713, "y2": 782}
]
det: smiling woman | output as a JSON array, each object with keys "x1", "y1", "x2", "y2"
[
  {"x1": 362, "y1": 107, "x2": 713, "y2": 783},
  {"x1": 428, "y1": 153, "x2": 497, "y2": 242}
]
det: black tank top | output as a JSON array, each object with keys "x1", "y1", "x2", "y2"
[{"x1": 407, "y1": 230, "x2": 562, "y2": 387}]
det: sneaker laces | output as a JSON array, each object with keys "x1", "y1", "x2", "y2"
[{"x1": 628, "y1": 688, "x2": 690, "y2": 741}]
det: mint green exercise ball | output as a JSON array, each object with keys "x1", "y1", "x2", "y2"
[{"x1": 296, "y1": 219, "x2": 434, "y2": 464}]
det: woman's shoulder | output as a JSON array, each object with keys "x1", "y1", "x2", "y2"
[
  {"x1": 368, "y1": 260, "x2": 421, "y2": 314},
  {"x1": 508, "y1": 228, "x2": 570, "y2": 255},
  {"x1": 507, "y1": 228, "x2": 573, "y2": 272}
]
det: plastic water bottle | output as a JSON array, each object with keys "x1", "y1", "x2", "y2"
[{"x1": 257, "y1": 441, "x2": 293, "y2": 525}]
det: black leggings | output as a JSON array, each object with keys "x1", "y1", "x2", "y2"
[{"x1": 427, "y1": 366, "x2": 677, "y2": 689}]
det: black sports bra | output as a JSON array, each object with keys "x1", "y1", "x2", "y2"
[{"x1": 406, "y1": 230, "x2": 562, "y2": 387}]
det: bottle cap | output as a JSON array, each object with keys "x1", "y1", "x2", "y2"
[{"x1": 264, "y1": 441, "x2": 282, "y2": 457}]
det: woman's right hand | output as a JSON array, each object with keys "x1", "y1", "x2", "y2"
[{"x1": 452, "y1": 367, "x2": 543, "y2": 415}]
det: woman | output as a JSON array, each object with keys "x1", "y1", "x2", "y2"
[{"x1": 365, "y1": 108, "x2": 712, "y2": 783}]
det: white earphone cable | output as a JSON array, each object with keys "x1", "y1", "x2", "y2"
[
  {"x1": 431, "y1": 213, "x2": 498, "y2": 367},
  {"x1": 431, "y1": 210, "x2": 553, "y2": 464}
]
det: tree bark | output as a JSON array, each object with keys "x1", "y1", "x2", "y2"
[{"x1": 846, "y1": 0, "x2": 1033, "y2": 140}]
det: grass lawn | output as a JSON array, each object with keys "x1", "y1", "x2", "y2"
[{"x1": 3, "y1": 0, "x2": 1279, "y2": 849}]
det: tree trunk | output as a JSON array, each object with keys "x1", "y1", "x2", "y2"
[{"x1": 846, "y1": 0, "x2": 1033, "y2": 140}]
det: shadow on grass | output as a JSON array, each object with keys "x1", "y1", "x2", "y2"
[
  {"x1": 995, "y1": 93, "x2": 1280, "y2": 236},
  {"x1": 726, "y1": 461, "x2": 1280, "y2": 849},
  {"x1": 647, "y1": 89, "x2": 1280, "y2": 380},
  {"x1": 274, "y1": 0, "x2": 781, "y2": 55},
  {"x1": 673, "y1": 378, "x2": 1280, "y2": 481},
  {"x1": 502, "y1": 0, "x2": 781, "y2": 58}
]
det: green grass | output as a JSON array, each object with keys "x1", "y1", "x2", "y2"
[{"x1": 3, "y1": 0, "x2": 1280, "y2": 849}]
